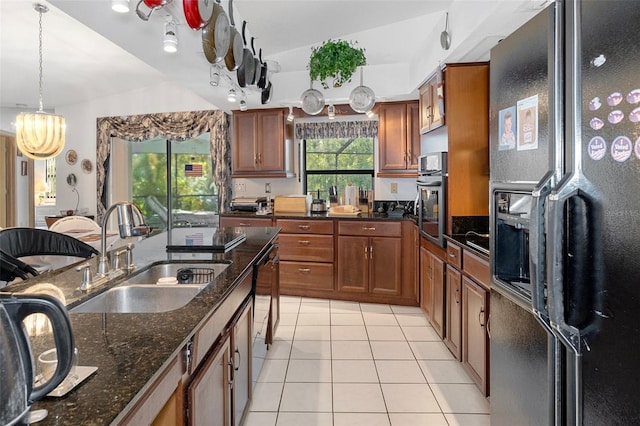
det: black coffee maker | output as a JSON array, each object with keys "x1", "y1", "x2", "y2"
[{"x1": 0, "y1": 293, "x2": 75, "y2": 425}]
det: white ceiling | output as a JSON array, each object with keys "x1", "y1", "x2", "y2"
[{"x1": 0, "y1": 0, "x2": 546, "y2": 114}]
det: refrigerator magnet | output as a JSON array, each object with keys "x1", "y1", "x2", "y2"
[
  {"x1": 498, "y1": 106, "x2": 516, "y2": 151},
  {"x1": 516, "y1": 95, "x2": 539, "y2": 151},
  {"x1": 611, "y1": 136, "x2": 632, "y2": 162},
  {"x1": 588, "y1": 137, "x2": 607, "y2": 161}
]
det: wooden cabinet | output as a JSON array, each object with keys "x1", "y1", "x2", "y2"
[
  {"x1": 277, "y1": 219, "x2": 334, "y2": 296},
  {"x1": 337, "y1": 221, "x2": 402, "y2": 297},
  {"x1": 231, "y1": 301, "x2": 252, "y2": 426},
  {"x1": 232, "y1": 109, "x2": 294, "y2": 178},
  {"x1": 419, "y1": 70, "x2": 445, "y2": 133},
  {"x1": 401, "y1": 221, "x2": 419, "y2": 304},
  {"x1": 445, "y1": 265, "x2": 462, "y2": 360},
  {"x1": 219, "y1": 216, "x2": 273, "y2": 228},
  {"x1": 187, "y1": 337, "x2": 232, "y2": 426},
  {"x1": 377, "y1": 101, "x2": 420, "y2": 177},
  {"x1": 462, "y1": 276, "x2": 489, "y2": 397},
  {"x1": 420, "y1": 245, "x2": 445, "y2": 338}
]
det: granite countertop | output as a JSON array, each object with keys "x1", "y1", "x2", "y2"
[
  {"x1": 221, "y1": 210, "x2": 419, "y2": 223},
  {"x1": 446, "y1": 233, "x2": 490, "y2": 258},
  {"x1": 6, "y1": 227, "x2": 279, "y2": 426}
]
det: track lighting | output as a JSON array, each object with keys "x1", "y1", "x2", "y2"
[
  {"x1": 163, "y1": 17, "x2": 177, "y2": 53},
  {"x1": 227, "y1": 88, "x2": 237, "y2": 102},
  {"x1": 239, "y1": 99, "x2": 248, "y2": 111},
  {"x1": 210, "y1": 65, "x2": 220, "y2": 86},
  {"x1": 327, "y1": 104, "x2": 336, "y2": 120},
  {"x1": 366, "y1": 109, "x2": 375, "y2": 118},
  {"x1": 111, "y1": 0, "x2": 130, "y2": 13},
  {"x1": 287, "y1": 106, "x2": 294, "y2": 122}
]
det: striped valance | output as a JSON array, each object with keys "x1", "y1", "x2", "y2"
[{"x1": 294, "y1": 120, "x2": 378, "y2": 140}]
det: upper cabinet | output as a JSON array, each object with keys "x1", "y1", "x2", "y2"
[
  {"x1": 377, "y1": 101, "x2": 420, "y2": 177},
  {"x1": 232, "y1": 108, "x2": 294, "y2": 178},
  {"x1": 419, "y1": 70, "x2": 445, "y2": 133}
]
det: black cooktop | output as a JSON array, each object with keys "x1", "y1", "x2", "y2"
[{"x1": 166, "y1": 227, "x2": 246, "y2": 253}]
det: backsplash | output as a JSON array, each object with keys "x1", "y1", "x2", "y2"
[{"x1": 451, "y1": 216, "x2": 490, "y2": 235}]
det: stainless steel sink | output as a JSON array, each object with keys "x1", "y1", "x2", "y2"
[
  {"x1": 71, "y1": 262, "x2": 230, "y2": 313},
  {"x1": 71, "y1": 284, "x2": 205, "y2": 313}
]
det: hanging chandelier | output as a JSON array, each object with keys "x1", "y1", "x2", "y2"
[{"x1": 15, "y1": 3, "x2": 66, "y2": 160}]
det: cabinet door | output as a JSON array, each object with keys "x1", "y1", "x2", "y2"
[
  {"x1": 430, "y1": 75, "x2": 445, "y2": 129},
  {"x1": 430, "y1": 253, "x2": 445, "y2": 339},
  {"x1": 401, "y1": 221, "x2": 419, "y2": 303},
  {"x1": 233, "y1": 112, "x2": 258, "y2": 173},
  {"x1": 445, "y1": 266, "x2": 462, "y2": 360},
  {"x1": 407, "y1": 102, "x2": 420, "y2": 169},
  {"x1": 369, "y1": 237, "x2": 402, "y2": 296},
  {"x1": 378, "y1": 103, "x2": 408, "y2": 171},
  {"x1": 232, "y1": 301, "x2": 252, "y2": 426},
  {"x1": 419, "y1": 246, "x2": 432, "y2": 318},
  {"x1": 462, "y1": 276, "x2": 489, "y2": 396},
  {"x1": 188, "y1": 337, "x2": 231, "y2": 426},
  {"x1": 258, "y1": 110, "x2": 284, "y2": 171},
  {"x1": 419, "y1": 84, "x2": 432, "y2": 133},
  {"x1": 337, "y1": 236, "x2": 369, "y2": 293}
]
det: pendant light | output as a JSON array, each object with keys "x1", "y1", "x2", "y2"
[{"x1": 15, "y1": 4, "x2": 66, "y2": 160}]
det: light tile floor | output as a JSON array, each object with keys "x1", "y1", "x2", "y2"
[{"x1": 243, "y1": 296, "x2": 490, "y2": 426}]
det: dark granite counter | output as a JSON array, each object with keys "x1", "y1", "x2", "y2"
[
  {"x1": 220, "y1": 210, "x2": 419, "y2": 224},
  {"x1": 446, "y1": 233, "x2": 490, "y2": 259},
  {"x1": 5, "y1": 227, "x2": 279, "y2": 425}
]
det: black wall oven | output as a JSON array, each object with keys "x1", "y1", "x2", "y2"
[{"x1": 416, "y1": 152, "x2": 447, "y2": 247}]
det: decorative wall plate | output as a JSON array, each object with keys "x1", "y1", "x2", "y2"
[
  {"x1": 65, "y1": 149, "x2": 77, "y2": 165},
  {"x1": 81, "y1": 159, "x2": 93, "y2": 174}
]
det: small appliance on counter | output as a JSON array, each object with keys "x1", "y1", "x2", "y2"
[
  {"x1": 230, "y1": 197, "x2": 267, "y2": 212},
  {"x1": 310, "y1": 190, "x2": 327, "y2": 213}
]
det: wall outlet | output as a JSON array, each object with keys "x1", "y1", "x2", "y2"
[
  {"x1": 390, "y1": 182, "x2": 398, "y2": 193},
  {"x1": 235, "y1": 183, "x2": 246, "y2": 193},
  {"x1": 265, "y1": 183, "x2": 271, "y2": 194}
]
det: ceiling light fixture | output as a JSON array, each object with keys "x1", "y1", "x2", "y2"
[
  {"x1": 239, "y1": 99, "x2": 247, "y2": 111},
  {"x1": 227, "y1": 88, "x2": 237, "y2": 102},
  {"x1": 210, "y1": 65, "x2": 220, "y2": 86},
  {"x1": 327, "y1": 104, "x2": 336, "y2": 120},
  {"x1": 366, "y1": 109, "x2": 375, "y2": 118},
  {"x1": 163, "y1": 16, "x2": 178, "y2": 53},
  {"x1": 287, "y1": 106, "x2": 294, "y2": 122},
  {"x1": 15, "y1": 4, "x2": 65, "y2": 160},
  {"x1": 111, "y1": 0, "x2": 130, "y2": 13}
]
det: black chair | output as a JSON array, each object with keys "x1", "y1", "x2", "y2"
[
  {"x1": 0, "y1": 227, "x2": 99, "y2": 258},
  {"x1": 0, "y1": 249, "x2": 39, "y2": 282}
]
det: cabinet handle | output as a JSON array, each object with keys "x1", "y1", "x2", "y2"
[
  {"x1": 228, "y1": 360, "x2": 235, "y2": 387},
  {"x1": 298, "y1": 224, "x2": 311, "y2": 230},
  {"x1": 362, "y1": 226, "x2": 376, "y2": 231},
  {"x1": 298, "y1": 268, "x2": 311, "y2": 273},
  {"x1": 364, "y1": 246, "x2": 368, "y2": 260},
  {"x1": 254, "y1": 154, "x2": 259, "y2": 165},
  {"x1": 478, "y1": 307, "x2": 485, "y2": 327},
  {"x1": 455, "y1": 288, "x2": 459, "y2": 304},
  {"x1": 257, "y1": 152, "x2": 262, "y2": 164},
  {"x1": 486, "y1": 314, "x2": 492, "y2": 339},
  {"x1": 234, "y1": 348, "x2": 241, "y2": 371},
  {"x1": 448, "y1": 252, "x2": 456, "y2": 258},
  {"x1": 239, "y1": 223, "x2": 252, "y2": 227},
  {"x1": 298, "y1": 240, "x2": 310, "y2": 245},
  {"x1": 369, "y1": 245, "x2": 373, "y2": 260}
]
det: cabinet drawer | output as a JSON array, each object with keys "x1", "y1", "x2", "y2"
[
  {"x1": 338, "y1": 221, "x2": 401, "y2": 237},
  {"x1": 446, "y1": 242, "x2": 462, "y2": 269},
  {"x1": 278, "y1": 234, "x2": 333, "y2": 262},
  {"x1": 276, "y1": 219, "x2": 334, "y2": 234},
  {"x1": 219, "y1": 217, "x2": 272, "y2": 227},
  {"x1": 463, "y1": 250, "x2": 490, "y2": 289},
  {"x1": 280, "y1": 261, "x2": 334, "y2": 291}
]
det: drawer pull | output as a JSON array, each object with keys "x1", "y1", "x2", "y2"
[
  {"x1": 298, "y1": 268, "x2": 311, "y2": 273},
  {"x1": 298, "y1": 240, "x2": 311, "y2": 245},
  {"x1": 239, "y1": 223, "x2": 251, "y2": 227},
  {"x1": 448, "y1": 252, "x2": 456, "y2": 258},
  {"x1": 478, "y1": 307, "x2": 485, "y2": 327},
  {"x1": 298, "y1": 224, "x2": 311, "y2": 230},
  {"x1": 362, "y1": 226, "x2": 376, "y2": 231}
]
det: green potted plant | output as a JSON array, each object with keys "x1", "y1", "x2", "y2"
[{"x1": 308, "y1": 39, "x2": 366, "y2": 89}]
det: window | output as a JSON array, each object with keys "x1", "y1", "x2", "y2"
[
  {"x1": 303, "y1": 137, "x2": 374, "y2": 201},
  {"x1": 110, "y1": 134, "x2": 218, "y2": 232}
]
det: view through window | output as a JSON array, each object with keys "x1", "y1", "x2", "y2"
[{"x1": 303, "y1": 137, "x2": 374, "y2": 202}]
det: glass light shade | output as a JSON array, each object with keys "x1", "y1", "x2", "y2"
[
  {"x1": 163, "y1": 34, "x2": 178, "y2": 53},
  {"x1": 15, "y1": 111, "x2": 65, "y2": 160},
  {"x1": 227, "y1": 88, "x2": 237, "y2": 102},
  {"x1": 111, "y1": 0, "x2": 130, "y2": 13}
]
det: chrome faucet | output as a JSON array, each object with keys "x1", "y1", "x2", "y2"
[{"x1": 97, "y1": 201, "x2": 150, "y2": 277}]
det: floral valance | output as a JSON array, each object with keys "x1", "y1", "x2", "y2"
[
  {"x1": 294, "y1": 120, "x2": 378, "y2": 140},
  {"x1": 95, "y1": 110, "x2": 231, "y2": 221}
]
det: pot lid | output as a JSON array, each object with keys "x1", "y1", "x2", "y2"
[{"x1": 301, "y1": 87, "x2": 325, "y2": 115}]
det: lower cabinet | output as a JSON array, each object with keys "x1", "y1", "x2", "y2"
[
  {"x1": 231, "y1": 300, "x2": 252, "y2": 426},
  {"x1": 444, "y1": 265, "x2": 462, "y2": 360},
  {"x1": 462, "y1": 276, "x2": 489, "y2": 397},
  {"x1": 420, "y1": 245, "x2": 445, "y2": 338}
]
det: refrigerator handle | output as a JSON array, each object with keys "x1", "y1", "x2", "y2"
[{"x1": 529, "y1": 173, "x2": 554, "y2": 331}]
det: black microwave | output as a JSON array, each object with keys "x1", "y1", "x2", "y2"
[{"x1": 418, "y1": 151, "x2": 447, "y2": 176}]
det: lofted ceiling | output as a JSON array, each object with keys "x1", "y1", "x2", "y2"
[{"x1": 0, "y1": 0, "x2": 546, "y2": 115}]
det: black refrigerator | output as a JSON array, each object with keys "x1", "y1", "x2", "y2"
[{"x1": 489, "y1": 1, "x2": 640, "y2": 425}]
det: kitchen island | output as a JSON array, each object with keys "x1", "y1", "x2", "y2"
[{"x1": 6, "y1": 226, "x2": 279, "y2": 425}]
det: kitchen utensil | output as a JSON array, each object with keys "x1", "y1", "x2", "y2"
[
  {"x1": 261, "y1": 81, "x2": 272, "y2": 105},
  {"x1": 311, "y1": 189, "x2": 327, "y2": 213},
  {"x1": 0, "y1": 293, "x2": 74, "y2": 425},
  {"x1": 201, "y1": 0, "x2": 230, "y2": 64},
  {"x1": 250, "y1": 37, "x2": 261, "y2": 86},
  {"x1": 257, "y1": 48, "x2": 269, "y2": 89},
  {"x1": 183, "y1": 0, "x2": 215, "y2": 29},
  {"x1": 328, "y1": 186, "x2": 338, "y2": 204},
  {"x1": 237, "y1": 21, "x2": 255, "y2": 88},
  {"x1": 135, "y1": 0, "x2": 169, "y2": 21},
  {"x1": 440, "y1": 12, "x2": 451, "y2": 50},
  {"x1": 224, "y1": 0, "x2": 243, "y2": 71},
  {"x1": 301, "y1": 81, "x2": 325, "y2": 115},
  {"x1": 349, "y1": 67, "x2": 376, "y2": 113}
]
